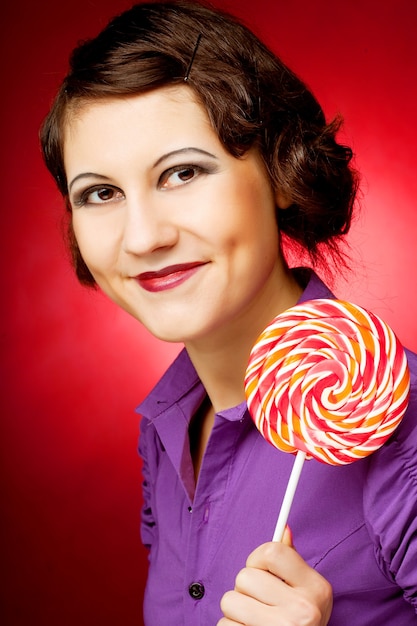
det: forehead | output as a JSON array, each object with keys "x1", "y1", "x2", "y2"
[
  {"x1": 64, "y1": 86, "x2": 211, "y2": 141},
  {"x1": 62, "y1": 86, "x2": 219, "y2": 171}
]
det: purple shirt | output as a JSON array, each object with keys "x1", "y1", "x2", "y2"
[{"x1": 137, "y1": 272, "x2": 417, "y2": 625}]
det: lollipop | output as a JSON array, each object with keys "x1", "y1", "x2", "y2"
[{"x1": 245, "y1": 299, "x2": 410, "y2": 541}]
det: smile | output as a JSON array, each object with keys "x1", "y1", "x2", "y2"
[{"x1": 136, "y1": 262, "x2": 208, "y2": 292}]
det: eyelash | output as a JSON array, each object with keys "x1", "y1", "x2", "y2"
[
  {"x1": 158, "y1": 164, "x2": 207, "y2": 189},
  {"x1": 73, "y1": 185, "x2": 123, "y2": 208},
  {"x1": 72, "y1": 163, "x2": 214, "y2": 208}
]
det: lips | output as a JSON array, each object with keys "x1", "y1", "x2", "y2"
[{"x1": 136, "y1": 262, "x2": 207, "y2": 292}]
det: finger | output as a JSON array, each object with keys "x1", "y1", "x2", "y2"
[
  {"x1": 220, "y1": 589, "x2": 278, "y2": 626},
  {"x1": 217, "y1": 617, "x2": 245, "y2": 626},
  {"x1": 220, "y1": 590, "x2": 249, "y2": 624},
  {"x1": 234, "y1": 566, "x2": 288, "y2": 606},
  {"x1": 246, "y1": 542, "x2": 327, "y2": 591}
]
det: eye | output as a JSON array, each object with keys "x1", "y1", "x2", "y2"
[
  {"x1": 159, "y1": 165, "x2": 204, "y2": 190},
  {"x1": 73, "y1": 185, "x2": 125, "y2": 207}
]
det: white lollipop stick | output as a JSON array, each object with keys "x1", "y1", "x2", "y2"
[{"x1": 273, "y1": 450, "x2": 306, "y2": 542}]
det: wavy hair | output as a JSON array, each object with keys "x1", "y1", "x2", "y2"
[{"x1": 41, "y1": 0, "x2": 358, "y2": 285}]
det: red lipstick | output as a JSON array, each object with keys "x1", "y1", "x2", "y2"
[{"x1": 136, "y1": 262, "x2": 207, "y2": 292}]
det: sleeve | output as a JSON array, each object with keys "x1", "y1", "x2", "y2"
[
  {"x1": 138, "y1": 415, "x2": 157, "y2": 549},
  {"x1": 364, "y1": 350, "x2": 417, "y2": 612}
]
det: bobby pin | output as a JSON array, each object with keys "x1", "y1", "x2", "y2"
[{"x1": 184, "y1": 33, "x2": 202, "y2": 82}]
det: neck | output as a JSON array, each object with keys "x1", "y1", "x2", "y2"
[{"x1": 185, "y1": 266, "x2": 303, "y2": 413}]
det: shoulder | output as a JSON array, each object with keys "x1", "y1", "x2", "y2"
[
  {"x1": 388, "y1": 347, "x2": 417, "y2": 469},
  {"x1": 364, "y1": 346, "x2": 417, "y2": 607}
]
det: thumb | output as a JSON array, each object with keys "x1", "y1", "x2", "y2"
[{"x1": 282, "y1": 525, "x2": 294, "y2": 548}]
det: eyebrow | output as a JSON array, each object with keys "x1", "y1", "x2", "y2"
[
  {"x1": 68, "y1": 147, "x2": 218, "y2": 193},
  {"x1": 68, "y1": 173, "x2": 111, "y2": 193},
  {"x1": 153, "y1": 147, "x2": 218, "y2": 167}
]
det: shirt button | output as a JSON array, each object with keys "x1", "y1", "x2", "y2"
[{"x1": 188, "y1": 582, "x2": 205, "y2": 600}]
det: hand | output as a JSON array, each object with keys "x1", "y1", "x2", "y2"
[{"x1": 218, "y1": 529, "x2": 332, "y2": 626}]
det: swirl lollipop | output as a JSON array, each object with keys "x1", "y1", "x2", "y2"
[{"x1": 245, "y1": 299, "x2": 410, "y2": 541}]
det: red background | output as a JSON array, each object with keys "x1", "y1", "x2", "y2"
[{"x1": 1, "y1": 0, "x2": 416, "y2": 624}]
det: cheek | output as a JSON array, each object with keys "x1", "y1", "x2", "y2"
[
  {"x1": 232, "y1": 184, "x2": 278, "y2": 250},
  {"x1": 72, "y1": 215, "x2": 118, "y2": 274}
]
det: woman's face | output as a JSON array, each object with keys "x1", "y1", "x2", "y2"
[{"x1": 64, "y1": 86, "x2": 292, "y2": 345}]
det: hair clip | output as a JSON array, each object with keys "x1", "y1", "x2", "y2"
[{"x1": 184, "y1": 33, "x2": 202, "y2": 82}]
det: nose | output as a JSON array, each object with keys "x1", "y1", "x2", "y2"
[{"x1": 121, "y1": 195, "x2": 179, "y2": 256}]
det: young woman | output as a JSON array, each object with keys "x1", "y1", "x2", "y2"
[{"x1": 41, "y1": 1, "x2": 417, "y2": 624}]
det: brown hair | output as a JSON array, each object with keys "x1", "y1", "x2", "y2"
[{"x1": 41, "y1": 0, "x2": 358, "y2": 286}]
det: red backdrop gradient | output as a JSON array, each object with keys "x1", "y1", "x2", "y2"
[{"x1": 1, "y1": 1, "x2": 416, "y2": 624}]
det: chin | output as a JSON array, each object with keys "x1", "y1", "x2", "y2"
[{"x1": 140, "y1": 322, "x2": 189, "y2": 344}]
